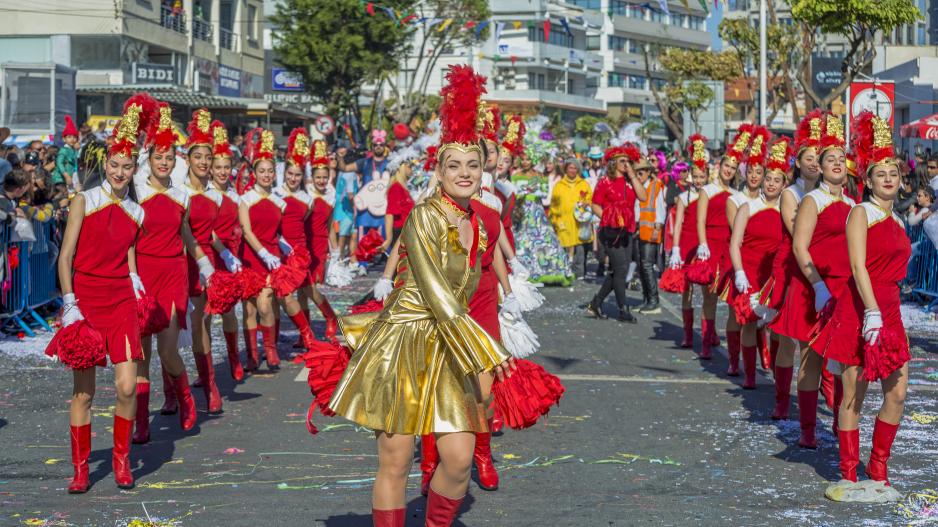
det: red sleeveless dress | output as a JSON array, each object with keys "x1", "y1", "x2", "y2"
[
  {"x1": 727, "y1": 197, "x2": 782, "y2": 306},
  {"x1": 770, "y1": 185, "x2": 855, "y2": 342},
  {"x1": 701, "y1": 184, "x2": 733, "y2": 294},
  {"x1": 136, "y1": 183, "x2": 189, "y2": 330},
  {"x1": 211, "y1": 185, "x2": 241, "y2": 269},
  {"x1": 238, "y1": 188, "x2": 286, "y2": 280},
  {"x1": 307, "y1": 195, "x2": 333, "y2": 284},
  {"x1": 70, "y1": 182, "x2": 145, "y2": 364},
  {"x1": 817, "y1": 203, "x2": 911, "y2": 375},
  {"x1": 276, "y1": 187, "x2": 313, "y2": 288},
  {"x1": 767, "y1": 181, "x2": 809, "y2": 310},
  {"x1": 184, "y1": 184, "x2": 221, "y2": 297},
  {"x1": 468, "y1": 198, "x2": 503, "y2": 340},
  {"x1": 678, "y1": 190, "x2": 699, "y2": 264}
]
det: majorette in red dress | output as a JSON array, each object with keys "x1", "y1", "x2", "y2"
[
  {"x1": 135, "y1": 182, "x2": 190, "y2": 330},
  {"x1": 275, "y1": 185, "x2": 313, "y2": 287},
  {"x1": 766, "y1": 179, "x2": 809, "y2": 310},
  {"x1": 816, "y1": 203, "x2": 911, "y2": 374},
  {"x1": 468, "y1": 198, "x2": 503, "y2": 340},
  {"x1": 211, "y1": 184, "x2": 242, "y2": 269},
  {"x1": 728, "y1": 196, "x2": 782, "y2": 306},
  {"x1": 307, "y1": 193, "x2": 334, "y2": 284},
  {"x1": 700, "y1": 182, "x2": 737, "y2": 292},
  {"x1": 183, "y1": 184, "x2": 222, "y2": 296},
  {"x1": 386, "y1": 180, "x2": 415, "y2": 231},
  {"x1": 677, "y1": 189, "x2": 700, "y2": 264},
  {"x1": 238, "y1": 188, "x2": 287, "y2": 280},
  {"x1": 770, "y1": 182, "x2": 856, "y2": 342},
  {"x1": 72, "y1": 181, "x2": 146, "y2": 364}
]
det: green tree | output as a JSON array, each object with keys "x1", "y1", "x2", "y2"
[
  {"x1": 270, "y1": 0, "x2": 414, "y2": 124},
  {"x1": 790, "y1": 0, "x2": 921, "y2": 109}
]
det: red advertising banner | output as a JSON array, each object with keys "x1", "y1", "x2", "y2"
[{"x1": 848, "y1": 81, "x2": 895, "y2": 128}]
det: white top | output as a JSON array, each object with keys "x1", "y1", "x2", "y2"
[
  {"x1": 240, "y1": 188, "x2": 287, "y2": 211},
  {"x1": 782, "y1": 178, "x2": 809, "y2": 204},
  {"x1": 210, "y1": 181, "x2": 241, "y2": 205},
  {"x1": 806, "y1": 181, "x2": 856, "y2": 213},
  {"x1": 729, "y1": 190, "x2": 758, "y2": 208},
  {"x1": 83, "y1": 180, "x2": 145, "y2": 226},
  {"x1": 745, "y1": 195, "x2": 780, "y2": 217},
  {"x1": 494, "y1": 179, "x2": 516, "y2": 198},
  {"x1": 181, "y1": 183, "x2": 223, "y2": 207},
  {"x1": 701, "y1": 182, "x2": 737, "y2": 199},
  {"x1": 274, "y1": 186, "x2": 314, "y2": 208},
  {"x1": 856, "y1": 201, "x2": 903, "y2": 228},
  {"x1": 136, "y1": 181, "x2": 190, "y2": 210}
]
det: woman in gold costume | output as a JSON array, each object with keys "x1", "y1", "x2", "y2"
[{"x1": 328, "y1": 65, "x2": 513, "y2": 527}]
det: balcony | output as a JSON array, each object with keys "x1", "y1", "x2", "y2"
[
  {"x1": 611, "y1": 15, "x2": 710, "y2": 49},
  {"x1": 220, "y1": 28, "x2": 237, "y2": 51},
  {"x1": 160, "y1": 6, "x2": 187, "y2": 34},
  {"x1": 487, "y1": 88, "x2": 606, "y2": 113},
  {"x1": 193, "y1": 18, "x2": 213, "y2": 42}
]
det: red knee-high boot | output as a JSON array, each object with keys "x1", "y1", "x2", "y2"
[
  {"x1": 769, "y1": 336, "x2": 780, "y2": 371},
  {"x1": 726, "y1": 330, "x2": 741, "y2": 376},
  {"x1": 680, "y1": 308, "x2": 694, "y2": 348},
  {"x1": 223, "y1": 331, "x2": 244, "y2": 381},
  {"x1": 258, "y1": 325, "x2": 280, "y2": 369},
  {"x1": 193, "y1": 352, "x2": 223, "y2": 414},
  {"x1": 68, "y1": 423, "x2": 91, "y2": 493},
  {"x1": 797, "y1": 389, "x2": 819, "y2": 449},
  {"x1": 293, "y1": 309, "x2": 311, "y2": 349},
  {"x1": 709, "y1": 322, "x2": 720, "y2": 346},
  {"x1": 132, "y1": 382, "x2": 150, "y2": 444},
  {"x1": 474, "y1": 429, "x2": 499, "y2": 491},
  {"x1": 425, "y1": 488, "x2": 464, "y2": 527},
  {"x1": 289, "y1": 311, "x2": 319, "y2": 351},
  {"x1": 741, "y1": 344, "x2": 757, "y2": 389},
  {"x1": 699, "y1": 319, "x2": 713, "y2": 360},
  {"x1": 244, "y1": 327, "x2": 260, "y2": 371},
  {"x1": 757, "y1": 330, "x2": 771, "y2": 370},
  {"x1": 420, "y1": 434, "x2": 439, "y2": 497},
  {"x1": 821, "y1": 361, "x2": 835, "y2": 409},
  {"x1": 316, "y1": 298, "x2": 339, "y2": 342},
  {"x1": 112, "y1": 415, "x2": 134, "y2": 489},
  {"x1": 838, "y1": 428, "x2": 860, "y2": 482},
  {"x1": 832, "y1": 375, "x2": 843, "y2": 435},
  {"x1": 159, "y1": 367, "x2": 177, "y2": 415},
  {"x1": 372, "y1": 508, "x2": 405, "y2": 527},
  {"x1": 772, "y1": 366, "x2": 793, "y2": 420},
  {"x1": 171, "y1": 370, "x2": 197, "y2": 431},
  {"x1": 866, "y1": 418, "x2": 900, "y2": 485}
]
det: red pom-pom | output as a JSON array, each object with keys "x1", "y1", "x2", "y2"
[
  {"x1": 349, "y1": 299, "x2": 384, "y2": 314},
  {"x1": 271, "y1": 260, "x2": 307, "y2": 297},
  {"x1": 296, "y1": 340, "x2": 352, "y2": 434},
  {"x1": 492, "y1": 359, "x2": 565, "y2": 430},
  {"x1": 685, "y1": 259, "x2": 714, "y2": 285},
  {"x1": 286, "y1": 247, "x2": 312, "y2": 270},
  {"x1": 659, "y1": 266, "x2": 686, "y2": 293},
  {"x1": 731, "y1": 289, "x2": 759, "y2": 325},
  {"x1": 862, "y1": 327, "x2": 910, "y2": 382},
  {"x1": 137, "y1": 293, "x2": 169, "y2": 337},
  {"x1": 45, "y1": 320, "x2": 106, "y2": 370},
  {"x1": 354, "y1": 230, "x2": 385, "y2": 263},
  {"x1": 238, "y1": 268, "x2": 267, "y2": 300},
  {"x1": 205, "y1": 271, "x2": 244, "y2": 315}
]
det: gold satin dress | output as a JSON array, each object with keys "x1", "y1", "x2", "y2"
[{"x1": 330, "y1": 196, "x2": 511, "y2": 435}]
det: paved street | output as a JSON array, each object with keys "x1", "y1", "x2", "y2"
[{"x1": 2, "y1": 272, "x2": 938, "y2": 526}]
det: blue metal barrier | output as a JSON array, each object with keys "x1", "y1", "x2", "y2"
[
  {"x1": 0, "y1": 219, "x2": 59, "y2": 337},
  {"x1": 910, "y1": 233, "x2": 938, "y2": 309}
]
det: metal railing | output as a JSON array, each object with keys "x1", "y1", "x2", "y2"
[
  {"x1": 193, "y1": 17, "x2": 213, "y2": 42},
  {"x1": 1, "y1": 220, "x2": 58, "y2": 337},
  {"x1": 160, "y1": 5, "x2": 187, "y2": 34},
  {"x1": 220, "y1": 27, "x2": 237, "y2": 51}
]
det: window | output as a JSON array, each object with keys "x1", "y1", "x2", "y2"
[
  {"x1": 608, "y1": 35, "x2": 627, "y2": 51},
  {"x1": 611, "y1": 1, "x2": 643, "y2": 18},
  {"x1": 528, "y1": 72, "x2": 546, "y2": 90},
  {"x1": 527, "y1": 25, "x2": 574, "y2": 48},
  {"x1": 608, "y1": 72, "x2": 626, "y2": 87},
  {"x1": 629, "y1": 75, "x2": 646, "y2": 90},
  {"x1": 689, "y1": 15, "x2": 705, "y2": 30},
  {"x1": 652, "y1": 78, "x2": 667, "y2": 90},
  {"x1": 628, "y1": 39, "x2": 642, "y2": 54},
  {"x1": 568, "y1": 0, "x2": 601, "y2": 9},
  {"x1": 586, "y1": 35, "x2": 600, "y2": 51},
  {"x1": 247, "y1": 4, "x2": 258, "y2": 41},
  {"x1": 672, "y1": 13, "x2": 687, "y2": 28},
  {"x1": 70, "y1": 36, "x2": 121, "y2": 70},
  {"x1": 586, "y1": 76, "x2": 599, "y2": 89}
]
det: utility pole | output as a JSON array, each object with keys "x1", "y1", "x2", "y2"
[{"x1": 759, "y1": 0, "x2": 768, "y2": 126}]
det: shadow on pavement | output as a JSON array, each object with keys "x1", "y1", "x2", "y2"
[{"x1": 321, "y1": 493, "x2": 476, "y2": 526}]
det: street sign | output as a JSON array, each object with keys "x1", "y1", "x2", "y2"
[
  {"x1": 132, "y1": 63, "x2": 175, "y2": 85},
  {"x1": 314, "y1": 115, "x2": 335, "y2": 136},
  {"x1": 848, "y1": 81, "x2": 895, "y2": 127}
]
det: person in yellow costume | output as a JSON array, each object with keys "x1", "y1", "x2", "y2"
[
  {"x1": 328, "y1": 64, "x2": 513, "y2": 527},
  {"x1": 549, "y1": 157, "x2": 593, "y2": 276}
]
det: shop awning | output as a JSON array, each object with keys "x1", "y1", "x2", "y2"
[{"x1": 900, "y1": 112, "x2": 938, "y2": 139}]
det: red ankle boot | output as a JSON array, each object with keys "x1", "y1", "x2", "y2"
[
  {"x1": 772, "y1": 366, "x2": 793, "y2": 420},
  {"x1": 769, "y1": 337, "x2": 779, "y2": 370},
  {"x1": 224, "y1": 331, "x2": 244, "y2": 381},
  {"x1": 112, "y1": 415, "x2": 134, "y2": 489},
  {"x1": 797, "y1": 390, "x2": 818, "y2": 449},
  {"x1": 425, "y1": 488, "x2": 464, "y2": 527},
  {"x1": 372, "y1": 508, "x2": 405, "y2": 527},
  {"x1": 741, "y1": 344, "x2": 757, "y2": 389},
  {"x1": 68, "y1": 424, "x2": 91, "y2": 493},
  {"x1": 832, "y1": 376, "x2": 843, "y2": 436},
  {"x1": 132, "y1": 382, "x2": 150, "y2": 444},
  {"x1": 290, "y1": 311, "x2": 319, "y2": 351},
  {"x1": 838, "y1": 428, "x2": 860, "y2": 482},
  {"x1": 316, "y1": 298, "x2": 339, "y2": 342},
  {"x1": 680, "y1": 308, "x2": 694, "y2": 348},
  {"x1": 474, "y1": 431, "x2": 499, "y2": 491},
  {"x1": 420, "y1": 434, "x2": 439, "y2": 497},
  {"x1": 258, "y1": 325, "x2": 280, "y2": 369},
  {"x1": 194, "y1": 352, "x2": 223, "y2": 414},
  {"x1": 171, "y1": 371, "x2": 197, "y2": 431},
  {"x1": 866, "y1": 418, "x2": 900, "y2": 484},
  {"x1": 726, "y1": 330, "x2": 740, "y2": 376},
  {"x1": 244, "y1": 327, "x2": 260, "y2": 371},
  {"x1": 699, "y1": 319, "x2": 713, "y2": 360},
  {"x1": 821, "y1": 364, "x2": 835, "y2": 409},
  {"x1": 159, "y1": 368, "x2": 178, "y2": 415}
]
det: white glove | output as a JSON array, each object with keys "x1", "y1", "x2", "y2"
[
  {"x1": 508, "y1": 257, "x2": 530, "y2": 279},
  {"x1": 669, "y1": 246, "x2": 682, "y2": 268},
  {"x1": 812, "y1": 281, "x2": 832, "y2": 313},
  {"x1": 278, "y1": 237, "x2": 293, "y2": 256},
  {"x1": 862, "y1": 309, "x2": 883, "y2": 346},
  {"x1": 373, "y1": 277, "x2": 393, "y2": 301},
  {"x1": 696, "y1": 244, "x2": 710, "y2": 261},
  {"x1": 129, "y1": 272, "x2": 146, "y2": 299},
  {"x1": 500, "y1": 292, "x2": 523, "y2": 318},
  {"x1": 62, "y1": 293, "x2": 84, "y2": 327},
  {"x1": 734, "y1": 270, "x2": 751, "y2": 293},
  {"x1": 257, "y1": 248, "x2": 282, "y2": 271},
  {"x1": 219, "y1": 249, "x2": 242, "y2": 273},
  {"x1": 196, "y1": 255, "x2": 215, "y2": 286}
]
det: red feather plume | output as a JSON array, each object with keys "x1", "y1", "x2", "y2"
[
  {"x1": 603, "y1": 143, "x2": 642, "y2": 165},
  {"x1": 726, "y1": 123, "x2": 754, "y2": 164},
  {"x1": 687, "y1": 133, "x2": 708, "y2": 172},
  {"x1": 745, "y1": 125, "x2": 771, "y2": 166},
  {"x1": 299, "y1": 340, "x2": 352, "y2": 434},
  {"x1": 765, "y1": 136, "x2": 793, "y2": 174},
  {"x1": 109, "y1": 93, "x2": 156, "y2": 158},
  {"x1": 286, "y1": 127, "x2": 309, "y2": 169},
  {"x1": 438, "y1": 64, "x2": 487, "y2": 147},
  {"x1": 851, "y1": 110, "x2": 896, "y2": 176},
  {"x1": 424, "y1": 145, "x2": 439, "y2": 171},
  {"x1": 145, "y1": 101, "x2": 177, "y2": 152},
  {"x1": 211, "y1": 120, "x2": 233, "y2": 158},
  {"x1": 500, "y1": 115, "x2": 526, "y2": 158},
  {"x1": 185, "y1": 108, "x2": 213, "y2": 149},
  {"x1": 794, "y1": 109, "x2": 826, "y2": 155},
  {"x1": 492, "y1": 359, "x2": 565, "y2": 430}
]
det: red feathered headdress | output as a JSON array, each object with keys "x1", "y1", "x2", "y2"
[
  {"x1": 745, "y1": 125, "x2": 771, "y2": 166},
  {"x1": 210, "y1": 120, "x2": 232, "y2": 158},
  {"x1": 725, "y1": 123, "x2": 754, "y2": 166},
  {"x1": 500, "y1": 115, "x2": 525, "y2": 158},
  {"x1": 393, "y1": 122, "x2": 410, "y2": 141},
  {"x1": 286, "y1": 127, "x2": 310, "y2": 169},
  {"x1": 603, "y1": 143, "x2": 642, "y2": 165},
  {"x1": 310, "y1": 140, "x2": 329, "y2": 169},
  {"x1": 145, "y1": 101, "x2": 176, "y2": 152},
  {"x1": 765, "y1": 136, "x2": 793, "y2": 175},
  {"x1": 424, "y1": 145, "x2": 439, "y2": 171},
  {"x1": 185, "y1": 108, "x2": 213, "y2": 150},
  {"x1": 819, "y1": 113, "x2": 846, "y2": 155},
  {"x1": 62, "y1": 115, "x2": 79, "y2": 138},
  {"x1": 480, "y1": 102, "x2": 501, "y2": 144},
  {"x1": 851, "y1": 110, "x2": 897, "y2": 176},
  {"x1": 794, "y1": 109, "x2": 826, "y2": 157},
  {"x1": 251, "y1": 128, "x2": 275, "y2": 167},
  {"x1": 437, "y1": 64, "x2": 487, "y2": 159},
  {"x1": 109, "y1": 93, "x2": 155, "y2": 159},
  {"x1": 687, "y1": 134, "x2": 708, "y2": 173}
]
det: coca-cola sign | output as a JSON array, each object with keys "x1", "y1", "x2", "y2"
[{"x1": 925, "y1": 127, "x2": 938, "y2": 140}]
